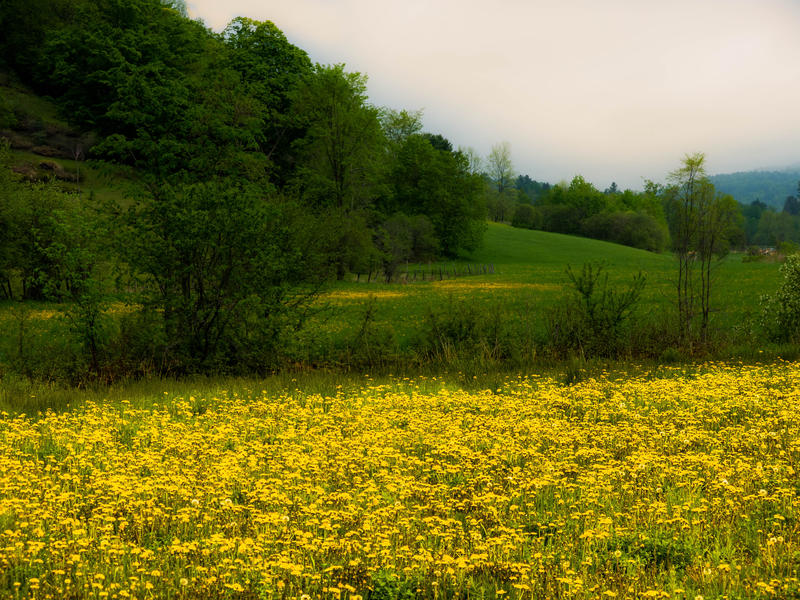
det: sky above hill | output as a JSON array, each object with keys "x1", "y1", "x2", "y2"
[{"x1": 186, "y1": 0, "x2": 800, "y2": 190}]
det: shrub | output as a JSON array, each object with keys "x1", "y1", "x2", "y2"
[
  {"x1": 546, "y1": 262, "x2": 645, "y2": 358},
  {"x1": 415, "y1": 297, "x2": 517, "y2": 368},
  {"x1": 511, "y1": 203, "x2": 537, "y2": 229},
  {"x1": 760, "y1": 253, "x2": 800, "y2": 342}
]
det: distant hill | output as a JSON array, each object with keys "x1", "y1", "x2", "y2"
[{"x1": 710, "y1": 169, "x2": 800, "y2": 209}]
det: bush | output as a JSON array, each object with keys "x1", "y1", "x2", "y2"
[
  {"x1": 546, "y1": 263, "x2": 645, "y2": 358},
  {"x1": 414, "y1": 297, "x2": 518, "y2": 368},
  {"x1": 511, "y1": 203, "x2": 537, "y2": 229},
  {"x1": 760, "y1": 253, "x2": 800, "y2": 342}
]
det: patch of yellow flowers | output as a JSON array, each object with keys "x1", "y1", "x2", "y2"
[{"x1": 1, "y1": 363, "x2": 800, "y2": 599}]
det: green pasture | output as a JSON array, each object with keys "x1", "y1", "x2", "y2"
[
  {"x1": 299, "y1": 222, "x2": 783, "y2": 352},
  {"x1": 0, "y1": 221, "x2": 787, "y2": 378}
]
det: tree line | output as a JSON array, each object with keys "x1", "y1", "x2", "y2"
[
  {"x1": 497, "y1": 151, "x2": 800, "y2": 255},
  {"x1": 739, "y1": 185, "x2": 800, "y2": 252}
]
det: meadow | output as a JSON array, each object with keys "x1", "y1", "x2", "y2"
[
  {"x1": 0, "y1": 221, "x2": 788, "y2": 384},
  {"x1": 3, "y1": 8, "x2": 799, "y2": 600},
  {"x1": 1, "y1": 362, "x2": 799, "y2": 599},
  {"x1": 292, "y1": 222, "x2": 783, "y2": 362},
  {"x1": 1, "y1": 219, "x2": 796, "y2": 600}
]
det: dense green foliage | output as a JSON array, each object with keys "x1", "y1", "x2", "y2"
[
  {"x1": 1, "y1": 1, "x2": 798, "y2": 383},
  {"x1": 0, "y1": 0, "x2": 488, "y2": 255},
  {"x1": 0, "y1": 0, "x2": 492, "y2": 375},
  {"x1": 386, "y1": 134, "x2": 486, "y2": 257},
  {"x1": 510, "y1": 175, "x2": 671, "y2": 252},
  {"x1": 0, "y1": 143, "x2": 103, "y2": 302},
  {"x1": 710, "y1": 168, "x2": 800, "y2": 209},
  {"x1": 119, "y1": 180, "x2": 331, "y2": 372}
]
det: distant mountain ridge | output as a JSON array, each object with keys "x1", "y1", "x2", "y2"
[{"x1": 710, "y1": 168, "x2": 800, "y2": 209}]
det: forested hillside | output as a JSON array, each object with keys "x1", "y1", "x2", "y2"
[
  {"x1": 711, "y1": 169, "x2": 800, "y2": 209},
  {"x1": 0, "y1": 0, "x2": 486, "y2": 256}
]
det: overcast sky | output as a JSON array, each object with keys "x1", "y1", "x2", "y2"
[{"x1": 186, "y1": 0, "x2": 800, "y2": 190}]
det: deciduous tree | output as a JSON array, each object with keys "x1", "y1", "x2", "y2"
[
  {"x1": 291, "y1": 64, "x2": 385, "y2": 212},
  {"x1": 664, "y1": 153, "x2": 740, "y2": 342},
  {"x1": 388, "y1": 135, "x2": 485, "y2": 256},
  {"x1": 487, "y1": 142, "x2": 515, "y2": 195}
]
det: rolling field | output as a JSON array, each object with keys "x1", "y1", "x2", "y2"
[
  {"x1": 0, "y1": 222, "x2": 787, "y2": 375},
  {"x1": 297, "y1": 223, "x2": 783, "y2": 355},
  {"x1": 1, "y1": 363, "x2": 799, "y2": 599}
]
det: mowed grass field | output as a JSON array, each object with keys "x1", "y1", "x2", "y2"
[
  {"x1": 1, "y1": 362, "x2": 799, "y2": 599},
  {"x1": 298, "y1": 223, "x2": 783, "y2": 354}
]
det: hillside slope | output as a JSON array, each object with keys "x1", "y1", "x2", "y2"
[
  {"x1": 300, "y1": 222, "x2": 780, "y2": 355},
  {"x1": 0, "y1": 70, "x2": 132, "y2": 203},
  {"x1": 710, "y1": 169, "x2": 800, "y2": 208}
]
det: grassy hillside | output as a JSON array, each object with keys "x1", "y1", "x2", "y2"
[
  {"x1": 291, "y1": 222, "x2": 782, "y2": 362},
  {"x1": 0, "y1": 70, "x2": 132, "y2": 204}
]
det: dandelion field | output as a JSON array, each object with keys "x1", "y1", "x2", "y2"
[{"x1": 2, "y1": 363, "x2": 800, "y2": 599}]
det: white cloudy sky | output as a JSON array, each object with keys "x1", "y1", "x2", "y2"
[{"x1": 186, "y1": 0, "x2": 800, "y2": 189}]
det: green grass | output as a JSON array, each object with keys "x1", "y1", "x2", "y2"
[
  {"x1": 0, "y1": 222, "x2": 788, "y2": 386},
  {"x1": 9, "y1": 149, "x2": 133, "y2": 205},
  {"x1": 299, "y1": 222, "x2": 783, "y2": 352}
]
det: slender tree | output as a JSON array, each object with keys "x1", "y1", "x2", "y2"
[
  {"x1": 665, "y1": 153, "x2": 705, "y2": 340},
  {"x1": 664, "y1": 153, "x2": 739, "y2": 343},
  {"x1": 487, "y1": 141, "x2": 515, "y2": 195}
]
